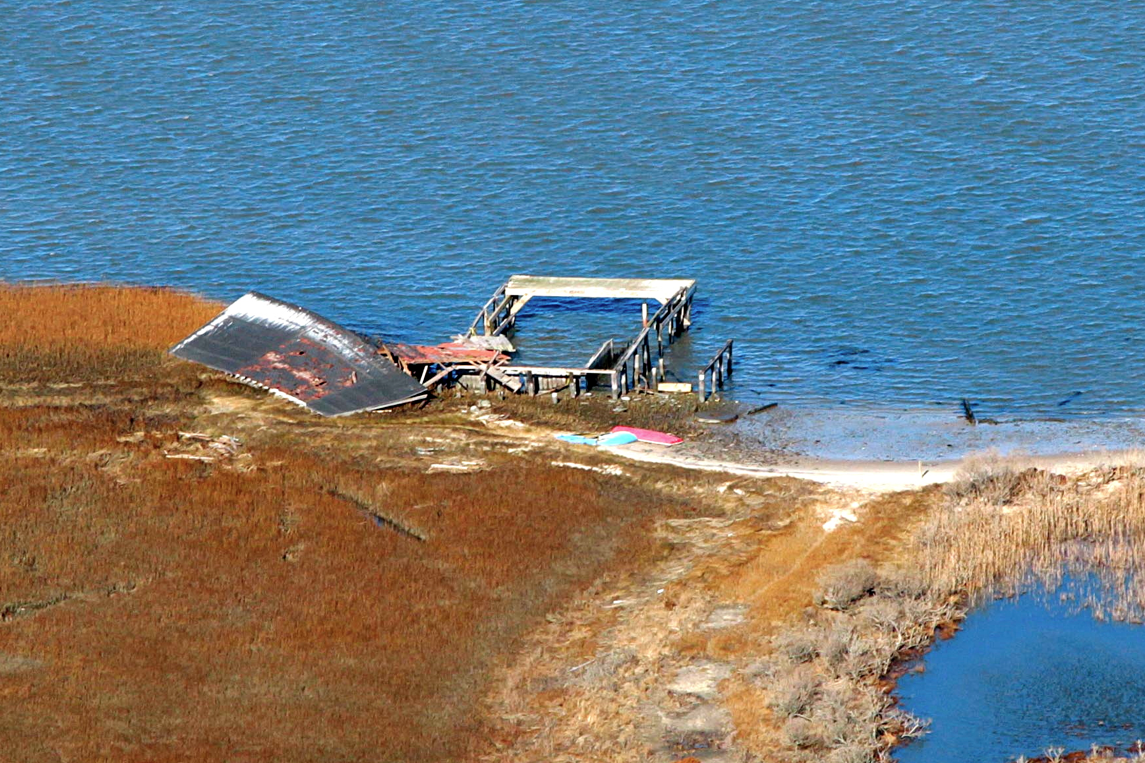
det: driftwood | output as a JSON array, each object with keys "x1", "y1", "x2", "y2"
[
  {"x1": 961, "y1": 398, "x2": 977, "y2": 426},
  {"x1": 326, "y1": 489, "x2": 427, "y2": 542},
  {"x1": 164, "y1": 453, "x2": 215, "y2": 462}
]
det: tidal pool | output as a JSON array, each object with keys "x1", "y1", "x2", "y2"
[{"x1": 895, "y1": 590, "x2": 1145, "y2": 762}]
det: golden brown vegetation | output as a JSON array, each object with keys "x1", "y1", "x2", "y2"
[
  {"x1": 0, "y1": 284, "x2": 710, "y2": 762},
  {"x1": 762, "y1": 452, "x2": 1145, "y2": 762},
  {"x1": 0, "y1": 283, "x2": 221, "y2": 383},
  {"x1": 493, "y1": 387, "x2": 704, "y2": 438},
  {"x1": 478, "y1": 474, "x2": 947, "y2": 762}
]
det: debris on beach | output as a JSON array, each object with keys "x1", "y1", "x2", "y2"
[
  {"x1": 427, "y1": 461, "x2": 485, "y2": 473},
  {"x1": 550, "y1": 461, "x2": 627, "y2": 476},
  {"x1": 169, "y1": 292, "x2": 428, "y2": 416},
  {"x1": 162, "y1": 431, "x2": 252, "y2": 469},
  {"x1": 696, "y1": 401, "x2": 745, "y2": 425},
  {"x1": 822, "y1": 504, "x2": 859, "y2": 532}
]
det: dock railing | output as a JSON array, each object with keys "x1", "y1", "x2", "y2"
[
  {"x1": 468, "y1": 283, "x2": 518, "y2": 337},
  {"x1": 608, "y1": 285, "x2": 693, "y2": 397},
  {"x1": 463, "y1": 278, "x2": 700, "y2": 398},
  {"x1": 697, "y1": 339, "x2": 734, "y2": 402}
]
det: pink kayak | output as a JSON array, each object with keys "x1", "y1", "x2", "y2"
[{"x1": 610, "y1": 426, "x2": 683, "y2": 446}]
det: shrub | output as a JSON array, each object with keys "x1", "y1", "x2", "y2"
[
  {"x1": 816, "y1": 560, "x2": 879, "y2": 610},
  {"x1": 774, "y1": 629, "x2": 820, "y2": 664},
  {"x1": 767, "y1": 666, "x2": 820, "y2": 718},
  {"x1": 820, "y1": 621, "x2": 855, "y2": 671},
  {"x1": 840, "y1": 632, "x2": 894, "y2": 679},
  {"x1": 782, "y1": 717, "x2": 823, "y2": 749},
  {"x1": 877, "y1": 566, "x2": 928, "y2": 600},
  {"x1": 944, "y1": 450, "x2": 1027, "y2": 506},
  {"x1": 826, "y1": 743, "x2": 874, "y2": 763}
]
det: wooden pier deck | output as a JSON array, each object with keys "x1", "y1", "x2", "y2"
[
  {"x1": 504, "y1": 275, "x2": 695, "y2": 303},
  {"x1": 458, "y1": 275, "x2": 721, "y2": 399}
]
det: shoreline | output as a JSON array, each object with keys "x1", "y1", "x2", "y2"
[
  {"x1": 604, "y1": 437, "x2": 1136, "y2": 492},
  {"x1": 726, "y1": 401, "x2": 1145, "y2": 463},
  {"x1": 9, "y1": 283, "x2": 1145, "y2": 762}
]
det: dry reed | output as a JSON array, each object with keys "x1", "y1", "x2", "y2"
[
  {"x1": 0, "y1": 284, "x2": 699, "y2": 762},
  {"x1": 765, "y1": 451, "x2": 1145, "y2": 762},
  {"x1": 0, "y1": 283, "x2": 220, "y2": 383}
]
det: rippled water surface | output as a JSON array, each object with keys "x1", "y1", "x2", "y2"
[
  {"x1": 896, "y1": 590, "x2": 1145, "y2": 762},
  {"x1": 6, "y1": 2, "x2": 1145, "y2": 417}
]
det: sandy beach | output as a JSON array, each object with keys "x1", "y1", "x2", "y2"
[{"x1": 610, "y1": 438, "x2": 1137, "y2": 491}]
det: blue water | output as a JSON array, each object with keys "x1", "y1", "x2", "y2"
[
  {"x1": 6, "y1": 2, "x2": 1145, "y2": 417},
  {"x1": 897, "y1": 591, "x2": 1145, "y2": 762}
]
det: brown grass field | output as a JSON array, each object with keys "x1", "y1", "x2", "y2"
[
  {"x1": 26, "y1": 285, "x2": 1128, "y2": 763},
  {"x1": 0, "y1": 284, "x2": 719, "y2": 762}
]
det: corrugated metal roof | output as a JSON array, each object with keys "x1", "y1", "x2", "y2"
[{"x1": 170, "y1": 292, "x2": 427, "y2": 416}]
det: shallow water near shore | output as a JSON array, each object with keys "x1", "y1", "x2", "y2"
[
  {"x1": 732, "y1": 405, "x2": 1145, "y2": 462},
  {"x1": 896, "y1": 588, "x2": 1145, "y2": 763},
  {"x1": 5, "y1": 2, "x2": 1145, "y2": 425}
]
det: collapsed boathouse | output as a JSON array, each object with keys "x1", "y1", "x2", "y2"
[{"x1": 169, "y1": 275, "x2": 734, "y2": 416}]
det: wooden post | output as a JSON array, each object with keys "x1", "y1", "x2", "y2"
[
  {"x1": 727, "y1": 340, "x2": 733, "y2": 374},
  {"x1": 611, "y1": 371, "x2": 620, "y2": 399},
  {"x1": 698, "y1": 370, "x2": 706, "y2": 402},
  {"x1": 642, "y1": 302, "x2": 649, "y2": 328},
  {"x1": 651, "y1": 367, "x2": 659, "y2": 392},
  {"x1": 658, "y1": 357, "x2": 665, "y2": 379},
  {"x1": 525, "y1": 370, "x2": 535, "y2": 397}
]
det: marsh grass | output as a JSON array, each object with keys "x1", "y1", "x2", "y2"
[
  {"x1": 0, "y1": 284, "x2": 702, "y2": 762},
  {"x1": 767, "y1": 451, "x2": 1145, "y2": 761},
  {"x1": 0, "y1": 284, "x2": 221, "y2": 384}
]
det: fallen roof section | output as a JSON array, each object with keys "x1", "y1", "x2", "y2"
[{"x1": 170, "y1": 292, "x2": 427, "y2": 416}]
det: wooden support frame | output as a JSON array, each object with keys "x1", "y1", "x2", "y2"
[
  {"x1": 459, "y1": 276, "x2": 703, "y2": 401},
  {"x1": 697, "y1": 339, "x2": 734, "y2": 402}
]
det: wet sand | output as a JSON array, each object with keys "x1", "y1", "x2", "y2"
[
  {"x1": 732, "y1": 404, "x2": 1145, "y2": 462},
  {"x1": 605, "y1": 404, "x2": 1144, "y2": 491}
]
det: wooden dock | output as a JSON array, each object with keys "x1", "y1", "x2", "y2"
[{"x1": 457, "y1": 275, "x2": 727, "y2": 399}]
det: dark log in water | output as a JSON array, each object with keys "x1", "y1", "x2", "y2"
[{"x1": 960, "y1": 398, "x2": 977, "y2": 426}]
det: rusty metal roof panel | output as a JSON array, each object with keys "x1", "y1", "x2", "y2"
[
  {"x1": 385, "y1": 342, "x2": 505, "y2": 366},
  {"x1": 170, "y1": 292, "x2": 427, "y2": 416}
]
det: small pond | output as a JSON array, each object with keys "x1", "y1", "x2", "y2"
[{"x1": 896, "y1": 588, "x2": 1145, "y2": 762}]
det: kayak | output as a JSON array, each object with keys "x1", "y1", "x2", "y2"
[
  {"x1": 556, "y1": 434, "x2": 598, "y2": 446},
  {"x1": 598, "y1": 431, "x2": 638, "y2": 447},
  {"x1": 610, "y1": 426, "x2": 683, "y2": 446},
  {"x1": 555, "y1": 431, "x2": 639, "y2": 447}
]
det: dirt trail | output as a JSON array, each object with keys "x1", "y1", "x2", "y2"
[
  {"x1": 473, "y1": 416, "x2": 1136, "y2": 761},
  {"x1": 475, "y1": 460, "x2": 938, "y2": 762}
]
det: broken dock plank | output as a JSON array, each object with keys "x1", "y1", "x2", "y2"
[{"x1": 485, "y1": 367, "x2": 524, "y2": 393}]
